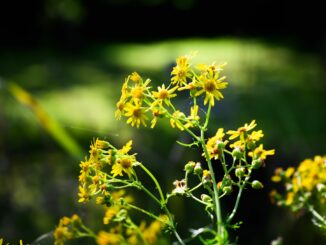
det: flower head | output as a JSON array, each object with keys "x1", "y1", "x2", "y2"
[
  {"x1": 227, "y1": 120, "x2": 257, "y2": 141},
  {"x1": 124, "y1": 102, "x2": 148, "y2": 128},
  {"x1": 248, "y1": 144, "x2": 275, "y2": 160},
  {"x1": 171, "y1": 56, "x2": 192, "y2": 86},
  {"x1": 152, "y1": 84, "x2": 177, "y2": 107},
  {"x1": 195, "y1": 74, "x2": 228, "y2": 106}
]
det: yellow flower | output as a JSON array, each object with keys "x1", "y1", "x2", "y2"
[
  {"x1": 96, "y1": 231, "x2": 121, "y2": 245},
  {"x1": 196, "y1": 62, "x2": 227, "y2": 76},
  {"x1": 195, "y1": 74, "x2": 228, "y2": 106},
  {"x1": 206, "y1": 128, "x2": 226, "y2": 159},
  {"x1": 248, "y1": 130, "x2": 264, "y2": 142},
  {"x1": 248, "y1": 144, "x2": 275, "y2": 160},
  {"x1": 285, "y1": 192, "x2": 294, "y2": 206},
  {"x1": 285, "y1": 167, "x2": 295, "y2": 178},
  {"x1": 111, "y1": 156, "x2": 136, "y2": 177},
  {"x1": 184, "y1": 105, "x2": 200, "y2": 128},
  {"x1": 115, "y1": 78, "x2": 130, "y2": 119},
  {"x1": 150, "y1": 108, "x2": 165, "y2": 128},
  {"x1": 130, "y1": 72, "x2": 142, "y2": 83},
  {"x1": 78, "y1": 186, "x2": 90, "y2": 203},
  {"x1": 54, "y1": 226, "x2": 73, "y2": 245},
  {"x1": 124, "y1": 102, "x2": 148, "y2": 128},
  {"x1": 171, "y1": 55, "x2": 192, "y2": 86},
  {"x1": 130, "y1": 79, "x2": 151, "y2": 102},
  {"x1": 271, "y1": 175, "x2": 281, "y2": 182},
  {"x1": 170, "y1": 110, "x2": 186, "y2": 130},
  {"x1": 152, "y1": 84, "x2": 177, "y2": 106},
  {"x1": 119, "y1": 140, "x2": 133, "y2": 155},
  {"x1": 103, "y1": 206, "x2": 120, "y2": 224},
  {"x1": 141, "y1": 217, "x2": 165, "y2": 245},
  {"x1": 227, "y1": 120, "x2": 257, "y2": 141}
]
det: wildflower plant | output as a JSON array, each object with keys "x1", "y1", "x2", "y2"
[
  {"x1": 54, "y1": 54, "x2": 275, "y2": 244},
  {"x1": 271, "y1": 155, "x2": 326, "y2": 230}
]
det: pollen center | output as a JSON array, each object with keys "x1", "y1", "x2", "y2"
[
  {"x1": 132, "y1": 108, "x2": 142, "y2": 118},
  {"x1": 131, "y1": 87, "x2": 144, "y2": 99},
  {"x1": 204, "y1": 80, "x2": 216, "y2": 92},
  {"x1": 158, "y1": 89, "x2": 168, "y2": 99},
  {"x1": 120, "y1": 158, "x2": 132, "y2": 169}
]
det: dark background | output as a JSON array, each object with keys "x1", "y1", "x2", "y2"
[{"x1": 0, "y1": 0, "x2": 325, "y2": 244}]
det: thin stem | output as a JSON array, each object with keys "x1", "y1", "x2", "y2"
[
  {"x1": 220, "y1": 151, "x2": 228, "y2": 174},
  {"x1": 203, "y1": 104, "x2": 212, "y2": 129},
  {"x1": 139, "y1": 163, "x2": 165, "y2": 203},
  {"x1": 189, "y1": 182, "x2": 204, "y2": 193},
  {"x1": 308, "y1": 205, "x2": 326, "y2": 224},
  {"x1": 227, "y1": 169, "x2": 252, "y2": 223},
  {"x1": 126, "y1": 203, "x2": 166, "y2": 223},
  {"x1": 137, "y1": 183, "x2": 162, "y2": 206},
  {"x1": 138, "y1": 165, "x2": 185, "y2": 244},
  {"x1": 190, "y1": 194, "x2": 209, "y2": 206},
  {"x1": 226, "y1": 186, "x2": 244, "y2": 223}
]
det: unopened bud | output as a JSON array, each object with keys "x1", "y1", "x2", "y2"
[
  {"x1": 223, "y1": 186, "x2": 232, "y2": 195},
  {"x1": 251, "y1": 180, "x2": 264, "y2": 189},
  {"x1": 194, "y1": 162, "x2": 203, "y2": 175},
  {"x1": 232, "y1": 147, "x2": 243, "y2": 160},
  {"x1": 185, "y1": 161, "x2": 196, "y2": 173},
  {"x1": 235, "y1": 167, "x2": 245, "y2": 178},
  {"x1": 201, "y1": 194, "x2": 212, "y2": 203},
  {"x1": 251, "y1": 159, "x2": 263, "y2": 169}
]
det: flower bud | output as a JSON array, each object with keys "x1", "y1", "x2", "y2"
[
  {"x1": 251, "y1": 180, "x2": 264, "y2": 189},
  {"x1": 216, "y1": 140, "x2": 225, "y2": 150},
  {"x1": 232, "y1": 147, "x2": 243, "y2": 160},
  {"x1": 194, "y1": 162, "x2": 203, "y2": 175},
  {"x1": 247, "y1": 140, "x2": 256, "y2": 150},
  {"x1": 184, "y1": 161, "x2": 196, "y2": 173},
  {"x1": 202, "y1": 170, "x2": 211, "y2": 184},
  {"x1": 251, "y1": 159, "x2": 263, "y2": 169},
  {"x1": 223, "y1": 186, "x2": 232, "y2": 195},
  {"x1": 201, "y1": 194, "x2": 212, "y2": 203},
  {"x1": 235, "y1": 167, "x2": 245, "y2": 178}
]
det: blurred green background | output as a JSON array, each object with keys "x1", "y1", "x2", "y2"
[{"x1": 0, "y1": 0, "x2": 325, "y2": 244}]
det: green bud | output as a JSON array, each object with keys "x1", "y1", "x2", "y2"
[
  {"x1": 232, "y1": 147, "x2": 243, "y2": 160},
  {"x1": 184, "y1": 161, "x2": 196, "y2": 173},
  {"x1": 247, "y1": 140, "x2": 256, "y2": 150},
  {"x1": 201, "y1": 194, "x2": 212, "y2": 203},
  {"x1": 222, "y1": 175, "x2": 233, "y2": 186},
  {"x1": 251, "y1": 180, "x2": 264, "y2": 189},
  {"x1": 216, "y1": 140, "x2": 225, "y2": 149},
  {"x1": 235, "y1": 167, "x2": 245, "y2": 178},
  {"x1": 252, "y1": 159, "x2": 263, "y2": 169},
  {"x1": 223, "y1": 186, "x2": 232, "y2": 195},
  {"x1": 194, "y1": 162, "x2": 203, "y2": 175}
]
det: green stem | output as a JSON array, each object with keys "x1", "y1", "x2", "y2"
[
  {"x1": 203, "y1": 104, "x2": 212, "y2": 129},
  {"x1": 308, "y1": 205, "x2": 326, "y2": 224},
  {"x1": 189, "y1": 182, "x2": 204, "y2": 193},
  {"x1": 227, "y1": 169, "x2": 252, "y2": 223},
  {"x1": 190, "y1": 194, "x2": 209, "y2": 206},
  {"x1": 200, "y1": 129, "x2": 226, "y2": 242},
  {"x1": 139, "y1": 165, "x2": 184, "y2": 244},
  {"x1": 139, "y1": 163, "x2": 165, "y2": 203},
  {"x1": 137, "y1": 183, "x2": 162, "y2": 206},
  {"x1": 226, "y1": 186, "x2": 244, "y2": 223},
  {"x1": 127, "y1": 203, "x2": 166, "y2": 223}
]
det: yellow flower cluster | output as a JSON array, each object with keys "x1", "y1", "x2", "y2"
[
  {"x1": 115, "y1": 55, "x2": 228, "y2": 129},
  {"x1": 53, "y1": 214, "x2": 81, "y2": 245},
  {"x1": 271, "y1": 155, "x2": 326, "y2": 208},
  {"x1": 78, "y1": 138, "x2": 138, "y2": 204},
  {"x1": 206, "y1": 120, "x2": 274, "y2": 163}
]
